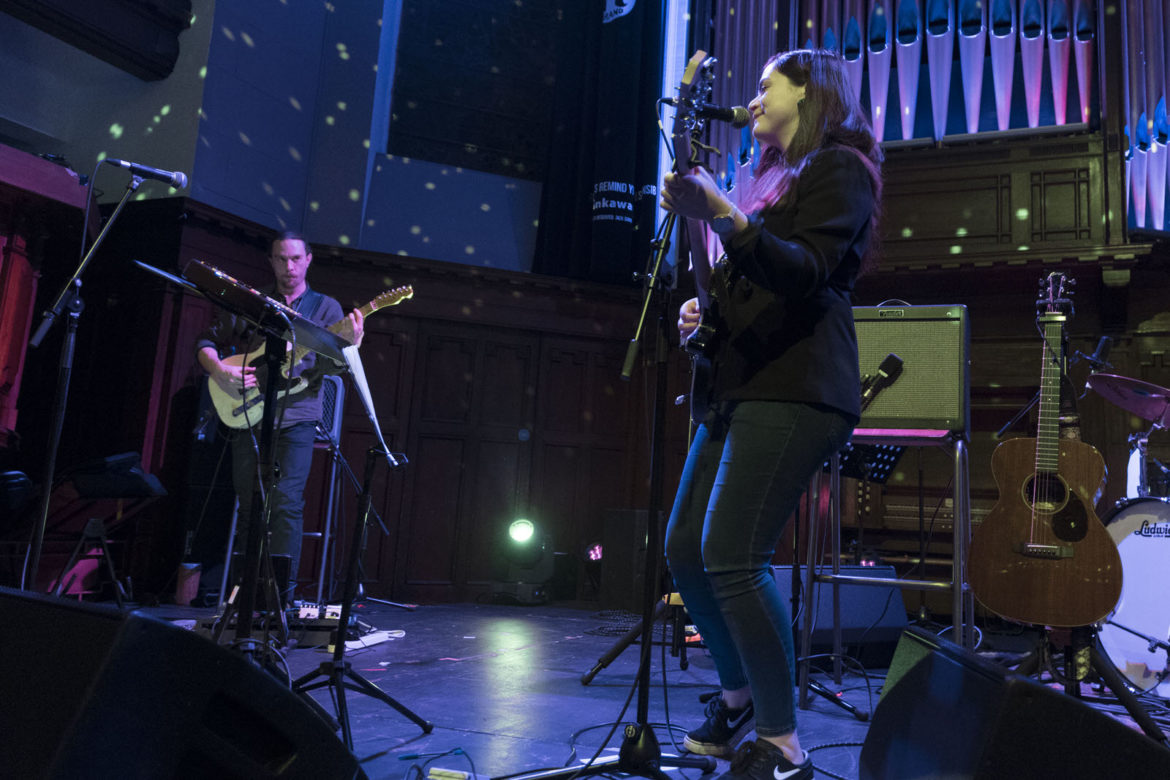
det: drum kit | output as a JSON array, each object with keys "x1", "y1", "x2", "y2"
[{"x1": 1086, "y1": 373, "x2": 1170, "y2": 698}]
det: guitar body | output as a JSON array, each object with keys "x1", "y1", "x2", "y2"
[
  {"x1": 967, "y1": 436, "x2": 1122, "y2": 627},
  {"x1": 208, "y1": 350, "x2": 306, "y2": 430},
  {"x1": 204, "y1": 284, "x2": 413, "y2": 429}
]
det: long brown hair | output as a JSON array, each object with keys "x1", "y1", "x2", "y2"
[{"x1": 744, "y1": 49, "x2": 883, "y2": 274}]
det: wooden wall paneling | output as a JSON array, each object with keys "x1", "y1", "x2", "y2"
[
  {"x1": 395, "y1": 322, "x2": 540, "y2": 601},
  {"x1": 531, "y1": 338, "x2": 638, "y2": 597}
]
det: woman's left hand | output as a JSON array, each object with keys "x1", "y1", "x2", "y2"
[{"x1": 661, "y1": 166, "x2": 728, "y2": 222}]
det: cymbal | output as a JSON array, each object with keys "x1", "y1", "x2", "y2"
[{"x1": 1087, "y1": 373, "x2": 1170, "y2": 426}]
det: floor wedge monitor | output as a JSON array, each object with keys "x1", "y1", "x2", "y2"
[
  {"x1": 0, "y1": 587, "x2": 365, "y2": 779},
  {"x1": 860, "y1": 626, "x2": 1170, "y2": 779}
]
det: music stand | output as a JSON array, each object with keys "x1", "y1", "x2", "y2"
[
  {"x1": 293, "y1": 332, "x2": 431, "y2": 744},
  {"x1": 175, "y1": 259, "x2": 349, "y2": 661}
]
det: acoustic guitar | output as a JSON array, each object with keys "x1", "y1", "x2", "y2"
[
  {"x1": 966, "y1": 272, "x2": 1121, "y2": 627},
  {"x1": 670, "y1": 51, "x2": 722, "y2": 424},
  {"x1": 208, "y1": 286, "x2": 413, "y2": 429}
]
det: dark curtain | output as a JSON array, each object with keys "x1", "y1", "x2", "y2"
[{"x1": 533, "y1": 1, "x2": 667, "y2": 284}]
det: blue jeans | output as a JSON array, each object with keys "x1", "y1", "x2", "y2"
[
  {"x1": 665, "y1": 400, "x2": 853, "y2": 737},
  {"x1": 231, "y1": 420, "x2": 317, "y2": 596}
]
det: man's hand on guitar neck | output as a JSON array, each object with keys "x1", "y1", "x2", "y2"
[{"x1": 336, "y1": 309, "x2": 365, "y2": 349}]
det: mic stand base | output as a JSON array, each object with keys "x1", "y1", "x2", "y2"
[
  {"x1": 498, "y1": 725, "x2": 715, "y2": 780},
  {"x1": 806, "y1": 678, "x2": 867, "y2": 722}
]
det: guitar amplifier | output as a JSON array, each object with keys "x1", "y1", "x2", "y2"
[{"x1": 853, "y1": 304, "x2": 969, "y2": 433}]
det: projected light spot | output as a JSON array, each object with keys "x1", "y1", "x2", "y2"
[
  {"x1": 109, "y1": 124, "x2": 124, "y2": 139},
  {"x1": 465, "y1": 246, "x2": 476, "y2": 255},
  {"x1": 367, "y1": 219, "x2": 376, "y2": 226},
  {"x1": 262, "y1": 182, "x2": 274, "y2": 195},
  {"x1": 153, "y1": 116, "x2": 161, "y2": 124},
  {"x1": 337, "y1": 101, "x2": 347, "y2": 110},
  {"x1": 339, "y1": 235, "x2": 350, "y2": 245},
  {"x1": 950, "y1": 245, "x2": 962, "y2": 254},
  {"x1": 289, "y1": 97, "x2": 302, "y2": 111},
  {"x1": 363, "y1": 139, "x2": 370, "y2": 149},
  {"x1": 348, "y1": 189, "x2": 360, "y2": 201},
  {"x1": 326, "y1": 116, "x2": 335, "y2": 126},
  {"x1": 239, "y1": 132, "x2": 252, "y2": 146},
  {"x1": 199, "y1": 66, "x2": 207, "y2": 79},
  {"x1": 410, "y1": 226, "x2": 422, "y2": 235},
  {"x1": 221, "y1": 27, "x2": 235, "y2": 41},
  {"x1": 480, "y1": 204, "x2": 491, "y2": 212},
  {"x1": 241, "y1": 32, "x2": 255, "y2": 48},
  {"x1": 160, "y1": 105, "x2": 171, "y2": 116},
  {"x1": 288, "y1": 147, "x2": 302, "y2": 161},
  {"x1": 1015, "y1": 208, "x2": 1030, "y2": 220},
  {"x1": 425, "y1": 182, "x2": 436, "y2": 190},
  {"x1": 310, "y1": 201, "x2": 320, "y2": 211},
  {"x1": 901, "y1": 227, "x2": 913, "y2": 238},
  {"x1": 279, "y1": 198, "x2": 291, "y2": 212},
  {"x1": 955, "y1": 227, "x2": 967, "y2": 236}
]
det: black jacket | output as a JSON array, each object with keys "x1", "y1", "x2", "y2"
[{"x1": 710, "y1": 146, "x2": 876, "y2": 420}]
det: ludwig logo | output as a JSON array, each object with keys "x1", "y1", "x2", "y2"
[{"x1": 604, "y1": 0, "x2": 635, "y2": 23}]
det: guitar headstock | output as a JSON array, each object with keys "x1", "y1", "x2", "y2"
[
  {"x1": 671, "y1": 51, "x2": 718, "y2": 172},
  {"x1": 1038, "y1": 272, "x2": 1074, "y2": 316},
  {"x1": 369, "y1": 285, "x2": 414, "y2": 313}
]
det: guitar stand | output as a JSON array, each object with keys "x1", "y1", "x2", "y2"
[
  {"x1": 1015, "y1": 626, "x2": 1169, "y2": 747},
  {"x1": 293, "y1": 447, "x2": 432, "y2": 749}
]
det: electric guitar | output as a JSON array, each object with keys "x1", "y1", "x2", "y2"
[
  {"x1": 966, "y1": 272, "x2": 1121, "y2": 627},
  {"x1": 208, "y1": 286, "x2": 413, "y2": 429},
  {"x1": 671, "y1": 51, "x2": 721, "y2": 424}
]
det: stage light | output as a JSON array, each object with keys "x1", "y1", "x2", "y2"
[
  {"x1": 491, "y1": 517, "x2": 555, "y2": 604},
  {"x1": 509, "y1": 518, "x2": 536, "y2": 544}
]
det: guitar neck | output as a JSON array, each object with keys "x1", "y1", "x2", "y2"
[{"x1": 1035, "y1": 314, "x2": 1066, "y2": 473}]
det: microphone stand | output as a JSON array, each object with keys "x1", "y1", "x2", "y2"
[
  {"x1": 22, "y1": 174, "x2": 143, "y2": 593},
  {"x1": 508, "y1": 213, "x2": 715, "y2": 780}
]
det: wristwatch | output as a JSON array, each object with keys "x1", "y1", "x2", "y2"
[{"x1": 710, "y1": 206, "x2": 740, "y2": 236}]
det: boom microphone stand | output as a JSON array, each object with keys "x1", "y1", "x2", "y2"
[{"x1": 23, "y1": 174, "x2": 143, "y2": 594}]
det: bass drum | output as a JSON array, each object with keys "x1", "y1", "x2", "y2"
[{"x1": 1098, "y1": 498, "x2": 1170, "y2": 694}]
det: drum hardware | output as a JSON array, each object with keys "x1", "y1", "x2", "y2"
[
  {"x1": 1087, "y1": 373, "x2": 1170, "y2": 428},
  {"x1": 1095, "y1": 497, "x2": 1170, "y2": 698}
]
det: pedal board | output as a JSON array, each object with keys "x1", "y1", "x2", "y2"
[{"x1": 192, "y1": 603, "x2": 352, "y2": 647}]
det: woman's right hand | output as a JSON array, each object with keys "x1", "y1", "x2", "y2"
[{"x1": 678, "y1": 297, "x2": 701, "y2": 342}]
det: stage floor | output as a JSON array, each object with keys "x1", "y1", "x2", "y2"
[{"x1": 145, "y1": 599, "x2": 1170, "y2": 780}]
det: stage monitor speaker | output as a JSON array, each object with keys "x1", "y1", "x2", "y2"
[
  {"x1": 859, "y1": 626, "x2": 1170, "y2": 779},
  {"x1": 0, "y1": 587, "x2": 365, "y2": 779},
  {"x1": 854, "y1": 304, "x2": 969, "y2": 432},
  {"x1": 773, "y1": 565, "x2": 908, "y2": 666}
]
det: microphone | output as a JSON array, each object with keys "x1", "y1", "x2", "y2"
[
  {"x1": 665, "y1": 98, "x2": 751, "y2": 128},
  {"x1": 104, "y1": 158, "x2": 189, "y2": 188},
  {"x1": 860, "y1": 353, "x2": 904, "y2": 411},
  {"x1": 1085, "y1": 336, "x2": 1112, "y2": 371}
]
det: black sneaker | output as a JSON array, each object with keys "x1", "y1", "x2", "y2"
[
  {"x1": 717, "y1": 739, "x2": 813, "y2": 780},
  {"x1": 682, "y1": 696, "x2": 755, "y2": 757}
]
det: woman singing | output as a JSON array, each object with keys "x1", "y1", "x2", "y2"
[{"x1": 660, "y1": 48, "x2": 882, "y2": 780}]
